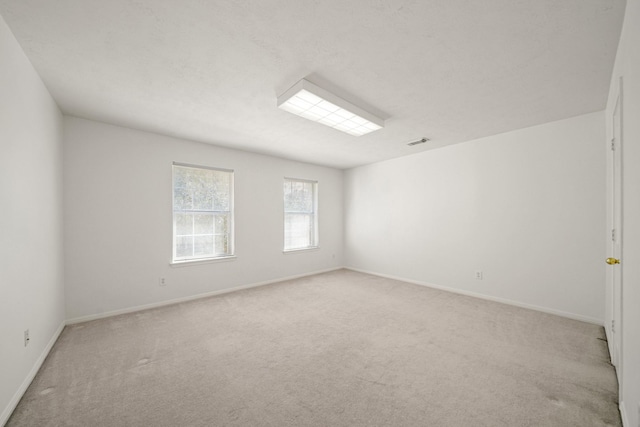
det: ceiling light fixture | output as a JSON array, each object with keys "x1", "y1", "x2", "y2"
[{"x1": 277, "y1": 78, "x2": 384, "y2": 136}]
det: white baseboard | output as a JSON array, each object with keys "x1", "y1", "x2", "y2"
[
  {"x1": 345, "y1": 267, "x2": 604, "y2": 326},
  {"x1": 3, "y1": 266, "x2": 608, "y2": 426},
  {"x1": 66, "y1": 267, "x2": 344, "y2": 325},
  {"x1": 598, "y1": 325, "x2": 628, "y2": 427},
  {"x1": 3, "y1": 268, "x2": 345, "y2": 425},
  {"x1": 1, "y1": 320, "x2": 65, "y2": 427},
  {"x1": 604, "y1": 321, "x2": 613, "y2": 344}
]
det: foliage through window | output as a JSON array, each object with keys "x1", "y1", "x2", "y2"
[
  {"x1": 173, "y1": 164, "x2": 233, "y2": 262},
  {"x1": 284, "y1": 178, "x2": 318, "y2": 251}
]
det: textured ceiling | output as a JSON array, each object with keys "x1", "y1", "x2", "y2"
[{"x1": 0, "y1": 0, "x2": 625, "y2": 169}]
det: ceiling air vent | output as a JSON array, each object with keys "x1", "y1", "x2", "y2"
[{"x1": 407, "y1": 138, "x2": 429, "y2": 146}]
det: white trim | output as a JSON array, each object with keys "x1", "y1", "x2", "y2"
[
  {"x1": 172, "y1": 161, "x2": 234, "y2": 173},
  {"x1": 604, "y1": 320, "x2": 614, "y2": 351},
  {"x1": 619, "y1": 401, "x2": 628, "y2": 427},
  {"x1": 283, "y1": 247, "x2": 319, "y2": 254},
  {"x1": 66, "y1": 267, "x2": 344, "y2": 325},
  {"x1": 170, "y1": 255, "x2": 237, "y2": 267},
  {"x1": 283, "y1": 177, "x2": 318, "y2": 184},
  {"x1": 345, "y1": 267, "x2": 604, "y2": 325},
  {"x1": 1, "y1": 321, "x2": 65, "y2": 427}
]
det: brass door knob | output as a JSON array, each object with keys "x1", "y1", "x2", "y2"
[{"x1": 606, "y1": 258, "x2": 621, "y2": 265}]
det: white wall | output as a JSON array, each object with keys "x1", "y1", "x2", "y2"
[
  {"x1": 63, "y1": 117, "x2": 344, "y2": 321},
  {"x1": 606, "y1": 0, "x2": 640, "y2": 425},
  {"x1": 0, "y1": 15, "x2": 65, "y2": 426},
  {"x1": 345, "y1": 112, "x2": 605, "y2": 323}
]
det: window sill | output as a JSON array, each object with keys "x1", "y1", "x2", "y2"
[
  {"x1": 283, "y1": 246, "x2": 319, "y2": 254},
  {"x1": 170, "y1": 255, "x2": 237, "y2": 267}
]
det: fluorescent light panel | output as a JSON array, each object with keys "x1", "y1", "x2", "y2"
[{"x1": 277, "y1": 79, "x2": 384, "y2": 136}]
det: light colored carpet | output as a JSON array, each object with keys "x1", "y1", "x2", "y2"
[{"x1": 8, "y1": 269, "x2": 620, "y2": 426}]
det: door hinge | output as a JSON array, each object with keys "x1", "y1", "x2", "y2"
[
  {"x1": 612, "y1": 319, "x2": 615, "y2": 333},
  {"x1": 611, "y1": 141, "x2": 615, "y2": 151},
  {"x1": 612, "y1": 228, "x2": 616, "y2": 242}
]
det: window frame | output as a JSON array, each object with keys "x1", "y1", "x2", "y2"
[
  {"x1": 171, "y1": 162, "x2": 235, "y2": 265},
  {"x1": 283, "y1": 177, "x2": 319, "y2": 252}
]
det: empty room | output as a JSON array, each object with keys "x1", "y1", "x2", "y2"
[{"x1": 1, "y1": 0, "x2": 639, "y2": 426}]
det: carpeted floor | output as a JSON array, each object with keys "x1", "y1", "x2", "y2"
[{"x1": 8, "y1": 270, "x2": 620, "y2": 426}]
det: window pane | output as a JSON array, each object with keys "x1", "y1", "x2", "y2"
[
  {"x1": 284, "y1": 180, "x2": 313, "y2": 213},
  {"x1": 215, "y1": 234, "x2": 229, "y2": 254},
  {"x1": 215, "y1": 214, "x2": 229, "y2": 234},
  {"x1": 213, "y1": 172, "x2": 230, "y2": 211},
  {"x1": 194, "y1": 235, "x2": 214, "y2": 256},
  {"x1": 173, "y1": 164, "x2": 234, "y2": 261},
  {"x1": 302, "y1": 182, "x2": 313, "y2": 211},
  {"x1": 176, "y1": 236, "x2": 193, "y2": 258},
  {"x1": 193, "y1": 188, "x2": 214, "y2": 211},
  {"x1": 284, "y1": 178, "x2": 317, "y2": 250},
  {"x1": 175, "y1": 213, "x2": 193, "y2": 236},
  {"x1": 173, "y1": 187, "x2": 193, "y2": 210},
  {"x1": 173, "y1": 166, "x2": 189, "y2": 188},
  {"x1": 194, "y1": 213, "x2": 214, "y2": 235},
  {"x1": 285, "y1": 213, "x2": 312, "y2": 249}
]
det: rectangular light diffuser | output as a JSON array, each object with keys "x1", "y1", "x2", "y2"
[{"x1": 277, "y1": 79, "x2": 384, "y2": 136}]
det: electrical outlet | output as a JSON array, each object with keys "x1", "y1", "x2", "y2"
[
  {"x1": 159, "y1": 278, "x2": 166, "y2": 287},
  {"x1": 24, "y1": 329, "x2": 30, "y2": 347},
  {"x1": 475, "y1": 271, "x2": 483, "y2": 280}
]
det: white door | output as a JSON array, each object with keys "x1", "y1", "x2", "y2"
[{"x1": 606, "y1": 78, "x2": 623, "y2": 386}]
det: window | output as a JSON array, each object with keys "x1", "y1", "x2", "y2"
[
  {"x1": 284, "y1": 178, "x2": 318, "y2": 251},
  {"x1": 172, "y1": 163, "x2": 233, "y2": 262}
]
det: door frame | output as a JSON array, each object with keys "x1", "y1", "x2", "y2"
[{"x1": 606, "y1": 76, "x2": 623, "y2": 391}]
